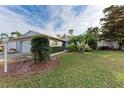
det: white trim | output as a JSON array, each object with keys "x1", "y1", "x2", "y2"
[{"x1": 51, "y1": 50, "x2": 68, "y2": 57}]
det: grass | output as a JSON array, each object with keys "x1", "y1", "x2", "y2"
[{"x1": 0, "y1": 50, "x2": 124, "y2": 88}]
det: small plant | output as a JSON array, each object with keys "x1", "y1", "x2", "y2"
[
  {"x1": 0, "y1": 48, "x2": 3, "y2": 52},
  {"x1": 31, "y1": 35, "x2": 50, "y2": 64},
  {"x1": 67, "y1": 44, "x2": 77, "y2": 52}
]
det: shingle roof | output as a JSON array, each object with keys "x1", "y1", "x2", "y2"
[{"x1": 9, "y1": 30, "x2": 67, "y2": 42}]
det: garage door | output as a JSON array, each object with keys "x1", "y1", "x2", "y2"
[
  {"x1": 22, "y1": 40, "x2": 31, "y2": 53},
  {"x1": 8, "y1": 41, "x2": 16, "y2": 52}
]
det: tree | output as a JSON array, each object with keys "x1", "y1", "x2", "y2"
[
  {"x1": 56, "y1": 34, "x2": 70, "y2": 39},
  {"x1": 0, "y1": 33, "x2": 9, "y2": 42},
  {"x1": 84, "y1": 27, "x2": 100, "y2": 49},
  {"x1": 100, "y1": 5, "x2": 124, "y2": 50},
  {"x1": 31, "y1": 35, "x2": 50, "y2": 63},
  {"x1": 11, "y1": 31, "x2": 22, "y2": 38}
]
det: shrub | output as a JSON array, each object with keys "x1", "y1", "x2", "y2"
[
  {"x1": 87, "y1": 37, "x2": 97, "y2": 49},
  {"x1": 67, "y1": 44, "x2": 77, "y2": 52},
  {"x1": 31, "y1": 35, "x2": 50, "y2": 63},
  {"x1": 51, "y1": 46, "x2": 64, "y2": 53},
  {"x1": 67, "y1": 35, "x2": 85, "y2": 52}
]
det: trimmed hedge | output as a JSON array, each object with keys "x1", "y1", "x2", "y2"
[
  {"x1": 51, "y1": 46, "x2": 64, "y2": 53},
  {"x1": 31, "y1": 35, "x2": 50, "y2": 63}
]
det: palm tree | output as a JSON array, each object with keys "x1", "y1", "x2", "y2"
[
  {"x1": 11, "y1": 31, "x2": 22, "y2": 38},
  {"x1": 0, "y1": 33, "x2": 9, "y2": 42}
]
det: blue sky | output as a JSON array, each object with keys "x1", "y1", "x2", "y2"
[{"x1": 0, "y1": 5, "x2": 107, "y2": 36}]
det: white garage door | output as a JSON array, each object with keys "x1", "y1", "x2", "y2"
[
  {"x1": 8, "y1": 41, "x2": 16, "y2": 52},
  {"x1": 22, "y1": 40, "x2": 31, "y2": 53}
]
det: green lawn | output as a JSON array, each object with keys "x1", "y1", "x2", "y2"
[{"x1": 0, "y1": 51, "x2": 124, "y2": 88}]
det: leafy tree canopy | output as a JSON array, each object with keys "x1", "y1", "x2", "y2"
[{"x1": 100, "y1": 5, "x2": 124, "y2": 49}]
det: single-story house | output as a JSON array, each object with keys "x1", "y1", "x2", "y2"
[
  {"x1": 7, "y1": 31, "x2": 67, "y2": 54},
  {"x1": 97, "y1": 40, "x2": 124, "y2": 50},
  {"x1": 3, "y1": 31, "x2": 124, "y2": 54},
  {"x1": 97, "y1": 40, "x2": 118, "y2": 48}
]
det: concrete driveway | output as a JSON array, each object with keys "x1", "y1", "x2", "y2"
[
  {"x1": 0, "y1": 50, "x2": 67, "y2": 63},
  {"x1": 0, "y1": 53, "x2": 31, "y2": 63}
]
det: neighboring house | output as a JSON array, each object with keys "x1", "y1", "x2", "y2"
[
  {"x1": 7, "y1": 31, "x2": 67, "y2": 54},
  {"x1": 97, "y1": 40, "x2": 124, "y2": 50}
]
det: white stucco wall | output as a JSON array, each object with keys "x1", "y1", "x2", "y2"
[
  {"x1": 16, "y1": 40, "x2": 22, "y2": 52},
  {"x1": 98, "y1": 40, "x2": 119, "y2": 49},
  {"x1": 98, "y1": 40, "x2": 108, "y2": 47},
  {"x1": 20, "y1": 39, "x2": 63, "y2": 53},
  {"x1": 49, "y1": 39, "x2": 62, "y2": 47}
]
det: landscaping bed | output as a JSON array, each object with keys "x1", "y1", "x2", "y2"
[{"x1": 0, "y1": 57, "x2": 59, "y2": 78}]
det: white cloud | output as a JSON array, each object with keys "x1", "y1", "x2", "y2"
[
  {"x1": 42, "y1": 5, "x2": 109, "y2": 36},
  {"x1": 0, "y1": 5, "x2": 109, "y2": 37},
  {"x1": 0, "y1": 7, "x2": 43, "y2": 35},
  {"x1": 49, "y1": 5, "x2": 109, "y2": 35}
]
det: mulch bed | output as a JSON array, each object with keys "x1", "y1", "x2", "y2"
[{"x1": 0, "y1": 57, "x2": 59, "y2": 78}]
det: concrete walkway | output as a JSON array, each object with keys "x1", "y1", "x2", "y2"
[{"x1": 51, "y1": 50, "x2": 68, "y2": 57}]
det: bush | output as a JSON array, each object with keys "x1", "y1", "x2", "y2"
[
  {"x1": 31, "y1": 35, "x2": 50, "y2": 63},
  {"x1": 67, "y1": 35, "x2": 85, "y2": 52},
  {"x1": 87, "y1": 37, "x2": 97, "y2": 49},
  {"x1": 51, "y1": 46, "x2": 64, "y2": 53},
  {"x1": 67, "y1": 44, "x2": 84, "y2": 52},
  {"x1": 67, "y1": 44, "x2": 77, "y2": 52}
]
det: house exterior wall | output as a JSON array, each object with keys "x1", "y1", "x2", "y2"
[
  {"x1": 97, "y1": 40, "x2": 119, "y2": 49},
  {"x1": 16, "y1": 40, "x2": 22, "y2": 52},
  {"x1": 7, "y1": 31, "x2": 66, "y2": 54},
  {"x1": 122, "y1": 47, "x2": 124, "y2": 50},
  {"x1": 49, "y1": 39, "x2": 62, "y2": 47},
  {"x1": 18, "y1": 38, "x2": 63, "y2": 54},
  {"x1": 21, "y1": 40, "x2": 31, "y2": 53},
  {"x1": 7, "y1": 41, "x2": 16, "y2": 52},
  {"x1": 7, "y1": 38, "x2": 64, "y2": 54}
]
